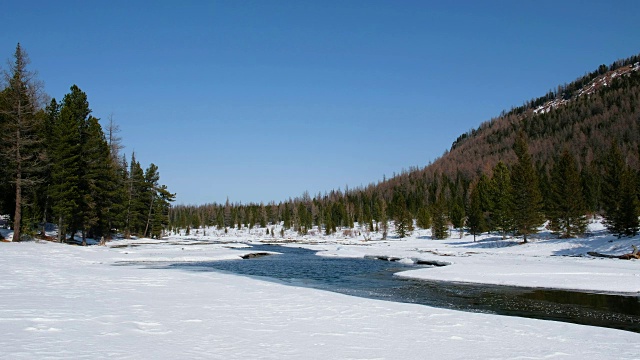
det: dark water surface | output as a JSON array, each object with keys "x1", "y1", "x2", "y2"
[{"x1": 170, "y1": 245, "x2": 640, "y2": 333}]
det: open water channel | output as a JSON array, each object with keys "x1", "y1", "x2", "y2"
[{"x1": 169, "y1": 244, "x2": 640, "y2": 333}]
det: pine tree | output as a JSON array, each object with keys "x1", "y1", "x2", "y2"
[
  {"x1": 124, "y1": 153, "x2": 147, "y2": 237},
  {"x1": 393, "y1": 193, "x2": 413, "y2": 238},
  {"x1": 298, "y1": 202, "x2": 310, "y2": 234},
  {"x1": 416, "y1": 206, "x2": 431, "y2": 230},
  {"x1": 50, "y1": 85, "x2": 89, "y2": 242},
  {"x1": 510, "y1": 132, "x2": 544, "y2": 243},
  {"x1": 142, "y1": 163, "x2": 160, "y2": 237},
  {"x1": 581, "y1": 163, "x2": 601, "y2": 219},
  {"x1": 548, "y1": 149, "x2": 587, "y2": 238},
  {"x1": 394, "y1": 208, "x2": 413, "y2": 238},
  {"x1": 602, "y1": 141, "x2": 639, "y2": 237},
  {"x1": 450, "y1": 197, "x2": 465, "y2": 238},
  {"x1": 490, "y1": 161, "x2": 513, "y2": 240},
  {"x1": 149, "y1": 184, "x2": 175, "y2": 238},
  {"x1": 216, "y1": 208, "x2": 225, "y2": 230},
  {"x1": 376, "y1": 198, "x2": 388, "y2": 239},
  {"x1": 430, "y1": 194, "x2": 448, "y2": 240},
  {"x1": 79, "y1": 116, "x2": 120, "y2": 241},
  {"x1": 476, "y1": 173, "x2": 494, "y2": 232},
  {"x1": 618, "y1": 169, "x2": 640, "y2": 237},
  {"x1": 0, "y1": 44, "x2": 45, "y2": 241},
  {"x1": 466, "y1": 182, "x2": 486, "y2": 242},
  {"x1": 283, "y1": 202, "x2": 292, "y2": 229},
  {"x1": 33, "y1": 99, "x2": 59, "y2": 236}
]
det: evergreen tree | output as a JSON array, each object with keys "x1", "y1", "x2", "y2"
[
  {"x1": 416, "y1": 206, "x2": 431, "y2": 230},
  {"x1": 259, "y1": 203, "x2": 267, "y2": 228},
  {"x1": 394, "y1": 209, "x2": 413, "y2": 238},
  {"x1": 324, "y1": 207, "x2": 333, "y2": 235},
  {"x1": 450, "y1": 197, "x2": 465, "y2": 238},
  {"x1": 430, "y1": 195, "x2": 449, "y2": 240},
  {"x1": 602, "y1": 141, "x2": 640, "y2": 237},
  {"x1": 393, "y1": 193, "x2": 413, "y2": 238},
  {"x1": 80, "y1": 115, "x2": 114, "y2": 242},
  {"x1": 466, "y1": 182, "x2": 486, "y2": 241},
  {"x1": 148, "y1": 184, "x2": 175, "y2": 238},
  {"x1": 376, "y1": 198, "x2": 388, "y2": 239},
  {"x1": 124, "y1": 153, "x2": 147, "y2": 237},
  {"x1": 548, "y1": 149, "x2": 587, "y2": 238},
  {"x1": 142, "y1": 163, "x2": 160, "y2": 237},
  {"x1": 283, "y1": 202, "x2": 291, "y2": 229},
  {"x1": 581, "y1": 163, "x2": 601, "y2": 219},
  {"x1": 490, "y1": 161, "x2": 513, "y2": 240},
  {"x1": 510, "y1": 132, "x2": 544, "y2": 242},
  {"x1": 34, "y1": 99, "x2": 59, "y2": 236},
  {"x1": 0, "y1": 44, "x2": 44, "y2": 241},
  {"x1": 50, "y1": 85, "x2": 89, "y2": 242},
  {"x1": 297, "y1": 202, "x2": 310, "y2": 234},
  {"x1": 476, "y1": 173, "x2": 494, "y2": 232},
  {"x1": 216, "y1": 208, "x2": 225, "y2": 230}
]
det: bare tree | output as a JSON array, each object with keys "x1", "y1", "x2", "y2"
[{"x1": 106, "y1": 113, "x2": 124, "y2": 164}]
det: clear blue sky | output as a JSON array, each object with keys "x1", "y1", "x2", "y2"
[{"x1": 2, "y1": 1, "x2": 639, "y2": 204}]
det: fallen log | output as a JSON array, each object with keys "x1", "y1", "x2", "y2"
[{"x1": 588, "y1": 245, "x2": 640, "y2": 260}]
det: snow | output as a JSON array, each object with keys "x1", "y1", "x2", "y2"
[{"x1": 2, "y1": 220, "x2": 640, "y2": 359}]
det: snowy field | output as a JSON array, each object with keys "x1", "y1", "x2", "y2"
[{"x1": 2, "y1": 220, "x2": 640, "y2": 359}]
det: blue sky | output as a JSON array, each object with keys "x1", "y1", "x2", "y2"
[{"x1": 2, "y1": 1, "x2": 639, "y2": 204}]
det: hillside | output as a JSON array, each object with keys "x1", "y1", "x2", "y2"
[
  {"x1": 432, "y1": 54, "x2": 640, "y2": 179},
  {"x1": 170, "y1": 52, "x2": 640, "y2": 237}
]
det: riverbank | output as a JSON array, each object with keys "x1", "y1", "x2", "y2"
[
  {"x1": 2, "y1": 240, "x2": 639, "y2": 359},
  {"x1": 162, "y1": 219, "x2": 640, "y2": 295}
]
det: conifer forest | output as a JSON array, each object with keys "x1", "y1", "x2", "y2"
[
  {"x1": 0, "y1": 44, "x2": 174, "y2": 244},
  {"x1": 4, "y1": 43, "x2": 640, "y2": 245}
]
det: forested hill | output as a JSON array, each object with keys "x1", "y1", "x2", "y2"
[
  {"x1": 431, "y1": 54, "x2": 640, "y2": 180},
  {"x1": 172, "y1": 52, "x2": 640, "y2": 241}
]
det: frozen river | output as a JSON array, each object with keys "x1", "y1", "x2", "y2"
[{"x1": 170, "y1": 244, "x2": 640, "y2": 333}]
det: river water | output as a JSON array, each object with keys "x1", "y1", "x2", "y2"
[{"x1": 170, "y1": 244, "x2": 640, "y2": 333}]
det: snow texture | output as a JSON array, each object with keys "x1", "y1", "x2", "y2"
[{"x1": 1, "y1": 220, "x2": 640, "y2": 359}]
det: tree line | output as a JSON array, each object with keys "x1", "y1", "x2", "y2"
[
  {"x1": 170, "y1": 53, "x2": 640, "y2": 241},
  {"x1": 170, "y1": 132, "x2": 639, "y2": 242},
  {"x1": 0, "y1": 44, "x2": 174, "y2": 244}
]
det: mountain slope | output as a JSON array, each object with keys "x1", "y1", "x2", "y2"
[{"x1": 428, "y1": 54, "x2": 640, "y2": 180}]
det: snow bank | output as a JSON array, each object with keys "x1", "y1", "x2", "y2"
[{"x1": 1, "y1": 241, "x2": 639, "y2": 359}]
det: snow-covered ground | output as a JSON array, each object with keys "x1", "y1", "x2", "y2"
[
  {"x1": 168, "y1": 220, "x2": 640, "y2": 294},
  {"x1": 1, "y1": 220, "x2": 640, "y2": 359}
]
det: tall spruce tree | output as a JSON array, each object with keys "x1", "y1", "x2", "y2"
[
  {"x1": 376, "y1": 197, "x2": 388, "y2": 239},
  {"x1": 50, "y1": 85, "x2": 89, "y2": 242},
  {"x1": 602, "y1": 141, "x2": 640, "y2": 237},
  {"x1": 393, "y1": 193, "x2": 413, "y2": 238},
  {"x1": 430, "y1": 194, "x2": 449, "y2": 240},
  {"x1": 548, "y1": 149, "x2": 587, "y2": 238},
  {"x1": 450, "y1": 196, "x2": 465, "y2": 238},
  {"x1": 0, "y1": 44, "x2": 44, "y2": 241},
  {"x1": 142, "y1": 163, "x2": 160, "y2": 237},
  {"x1": 510, "y1": 132, "x2": 544, "y2": 243},
  {"x1": 581, "y1": 163, "x2": 601, "y2": 219},
  {"x1": 81, "y1": 116, "x2": 116, "y2": 240},
  {"x1": 416, "y1": 206, "x2": 431, "y2": 230},
  {"x1": 466, "y1": 182, "x2": 486, "y2": 242},
  {"x1": 490, "y1": 161, "x2": 513, "y2": 240},
  {"x1": 124, "y1": 153, "x2": 147, "y2": 237},
  {"x1": 34, "y1": 99, "x2": 60, "y2": 236},
  {"x1": 476, "y1": 173, "x2": 494, "y2": 232},
  {"x1": 148, "y1": 184, "x2": 175, "y2": 238}
]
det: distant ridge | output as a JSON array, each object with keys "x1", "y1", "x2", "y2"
[{"x1": 421, "y1": 52, "x2": 640, "y2": 181}]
